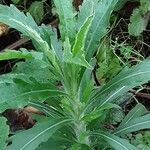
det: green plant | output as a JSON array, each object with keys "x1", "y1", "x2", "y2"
[
  {"x1": 0, "y1": 0, "x2": 150, "y2": 149},
  {"x1": 10, "y1": 0, "x2": 46, "y2": 24},
  {"x1": 128, "y1": 0, "x2": 150, "y2": 36},
  {"x1": 130, "y1": 131, "x2": 150, "y2": 149}
]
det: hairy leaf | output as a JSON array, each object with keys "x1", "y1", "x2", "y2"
[
  {"x1": 8, "y1": 118, "x2": 71, "y2": 150},
  {"x1": 0, "y1": 4, "x2": 56, "y2": 66},
  {"x1": 0, "y1": 79, "x2": 66, "y2": 112},
  {"x1": 63, "y1": 38, "x2": 92, "y2": 69}
]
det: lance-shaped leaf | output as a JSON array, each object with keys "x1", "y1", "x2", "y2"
[
  {"x1": 0, "y1": 117, "x2": 9, "y2": 150},
  {"x1": 0, "y1": 79, "x2": 66, "y2": 112},
  {"x1": 91, "y1": 132, "x2": 138, "y2": 150},
  {"x1": 0, "y1": 4, "x2": 56, "y2": 66},
  {"x1": 72, "y1": 15, "x2": 93, "y2": 56},
  {"x1": 85, "y1": 0, "x2": 118, "y2": 61},
  {"x1": 77, "y1": 0, "x2": 94, "y2": 30},
  {"x1": 63, "y1": 38, "x2": 92, "y2": 69},
  {"x1": 63, "y1": 16, "x2": 93, "y2": 68},
  {"x1": 114, "y1": 114, "x2": 150, "y2": 136},
  {"x1": 7, "y1": 118, "x2": 72, "y2": 150},
  {"x1": 85, "y1": 58, "x2": 150, "y2": 112},
  {"x1": 53, "y1": 0, "x2": 76, "y2": 44},
  {"x1": 118, "y1": 103, "x2": 148, "y2": 128}
]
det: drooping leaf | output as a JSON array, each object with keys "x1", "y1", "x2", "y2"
[
  {"x1": 85, "y1": 0, "x2": 118, "y2": 61},
  {"x1": 91, "y1": 132, "x2": 138, "y2": 150},
  {"x1": 53, "y1": 0, "x2": 76, "y2": 44},
  {"x1": 0, "y1": 49, "x2": 40, "y2": 61},
  {"x1": 29, "y1": 101, "x2": 63, "y2": 117},
  {"x1": 36, "y1": 138, "x2": 66, "y2": 150},
  {"x1": 7, "y1": 118, "x2": 72, "y2": 150},
  {"x1": 0, "y1": 4, "x2": 56, "y2": 66},
  {"x1": 0, "y1": 117, "x2": 9, "y2": 150},
  {"x1": 12, "y1": 59, "x2": 58, "y2": 83},
  {"x1": 0, "y1": 79, "x2": 66, "y2": 112},
  {"x1": 114, "y1": 114, "x2": 150, "y2": 135},
  {"x1": 28, "y1": 1, "x2": 44, "y2": 24}
]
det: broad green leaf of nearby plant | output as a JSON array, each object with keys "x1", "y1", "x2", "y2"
[
  {"x1": 128, "y1": 9, "x2": 148, "y2": 36},
  {"x1": 0, "y1": 117, "x2": 9, "y2": 150},
  {"x1": 11, "y1": 0, "x2": 23, "y2": 4},
  {"x1": 114, "y1": 114, "x2": 150, "y2": 135},
  {"x1": 96, "y1": 39, "x2": 122, "y2": 84},
  {"x1": 91, "y1": 132, "x2": 138, "y2": 150},
  {"x1": 29, "y1": 1, "x2": 44, "y2": 24},
  {"x1": 7, "y1": 118, "x2": 72, "y2": 150}
]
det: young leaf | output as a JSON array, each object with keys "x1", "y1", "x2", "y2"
[
  {"x1": 0, "y1": 117, "x2": 9, "y2": 150},
  {"x1": 72, "y1": 15, "x2": 93, "y2": 56},
  {"x1": 91, "y1": 132, "x2": 138, "y2": 150},
  {"x1": 114, "y1": 114, "x2": 150, "y2": 135},
  {"x1": 63, "y1": 38, "x2": 92, "y2": 69},
  {"x1": 118, "y1": 103, "x2": 148, "y2": 128},
  {"x1": 53, "y1": 0, "x2": 76, "y2": 44},
  {"x1": 85, "y1": 0, "x2": 118, "y2": 61},
  {"x1": 77, "y1": 0, "x2": 94, "y2": 30},
  {"x1": 7, "y1": 118, "x2": 72, "y2": 150}
]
